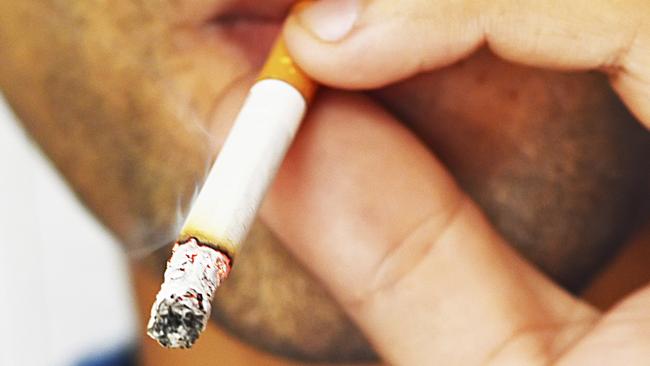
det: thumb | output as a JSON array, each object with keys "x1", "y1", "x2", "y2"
[
  {"x1": 283, "y1": 0, "x2": 650, "y2": 128},
  {"x1": 283, "y1": 0, "x2": 482, "y2": 89}
]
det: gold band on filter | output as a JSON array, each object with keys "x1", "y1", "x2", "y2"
[{"x1": 256, "y1": 2, "x2": 317, "y2": 103}]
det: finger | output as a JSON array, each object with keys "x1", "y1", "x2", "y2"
[
  {"x1": 283, "y1": 0, "x2": 650, "y2": 128},
  {"x1": 558, "y1": 285, "x2": 650, "y2": 364},
  {"x1": 261, "y1": 90, "x2": 598, "y2": 364},
  {"x1": 557, "y1": 224, "x2": 650, "y2": 364}
]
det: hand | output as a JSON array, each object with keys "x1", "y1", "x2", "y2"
[
  {"x1": 258, "y1": 0, "x2": 650, "y2": 364},
  {"x1": 284, "y1": 0, "x2": 650, "y2": 128},
  {"x1": 2, "y1": 0, "x2": 647, "y2": 362}
]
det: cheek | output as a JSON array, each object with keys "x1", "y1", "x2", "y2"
[{"x1": 372, "y1": 48, "x2": 650, "y2": 291}]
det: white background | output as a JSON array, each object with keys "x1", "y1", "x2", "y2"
[{"x1": 0, "y1": 95, "x2": 137, "y2": 366}]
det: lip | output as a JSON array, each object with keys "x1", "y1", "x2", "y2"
[
  {"x1": 172, "y1": 3, "x2": 296, "y2": 155},
  {"x1": 174, "y1": 0, "x2": 294, "y2": 25},
  {"x1": 161, "y1": 0, "x2": 292, "y2": 143},
  {"x1": 205, "y1": 16, "x2": 282, "y2": 69},
  {"x1": 196, "y1": 1, "x2": 296, "y2": 69}
]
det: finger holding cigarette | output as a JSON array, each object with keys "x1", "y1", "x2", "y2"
[{"x1": 147, "y1": 4, "x2": 317, "y2": 348}]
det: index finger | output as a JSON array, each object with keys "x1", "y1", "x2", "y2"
[{"x1": 283, "y1": 0, "x2": 650, "y2": 127}]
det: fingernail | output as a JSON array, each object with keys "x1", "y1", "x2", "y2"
[{"x1": 297, "y1": 0, "x2": 360, "y2": 42}]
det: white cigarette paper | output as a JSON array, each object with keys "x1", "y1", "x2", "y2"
[{"x1": 181, "y1": 78, "x2": 307, "y2": 252}]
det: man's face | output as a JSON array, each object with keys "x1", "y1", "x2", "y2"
[{"x1": 1, "y1": 0, "x2": 648, "y2": 363}]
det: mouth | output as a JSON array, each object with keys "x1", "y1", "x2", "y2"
[
  {"x1": 205, "y1": 17, "x2": 281, "y2": 69},
  {"x1": 162, "y1": 1, "x2": 297, "y2": 142},
  {"x1": 199, "y1": 1, "x2": 295, "y2": 69}
]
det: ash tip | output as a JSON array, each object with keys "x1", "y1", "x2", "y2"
[
  {"x1": 147, "y1": 297, "x2": 206, "y2": 349},
  {"x1": 147, "y1": 238, "x2": 231, "y2": 349}
]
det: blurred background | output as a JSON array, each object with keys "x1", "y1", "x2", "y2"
[{"x1": 0, "y1": 94, "x2": 137, "y2": 366}]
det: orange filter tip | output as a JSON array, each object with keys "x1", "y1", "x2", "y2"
[{"x1": 257, "y1": 1, "x2": 318, "y2": 103}]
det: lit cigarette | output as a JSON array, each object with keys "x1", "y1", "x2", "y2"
[{"x1": 147, "y1": 17, "x2": 317, "y2": 348}]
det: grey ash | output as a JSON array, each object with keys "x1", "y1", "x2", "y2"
[{"x1": 148, "y1": 296, "x2": 205, "y2": 349}]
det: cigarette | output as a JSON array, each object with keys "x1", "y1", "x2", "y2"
[{"x1": 146, "y1": 9, "x2": 317, "y2": 349}]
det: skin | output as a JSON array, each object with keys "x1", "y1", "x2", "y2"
[{"x1": 0, "y1": 0, "x2": 649, "y2": 364}]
